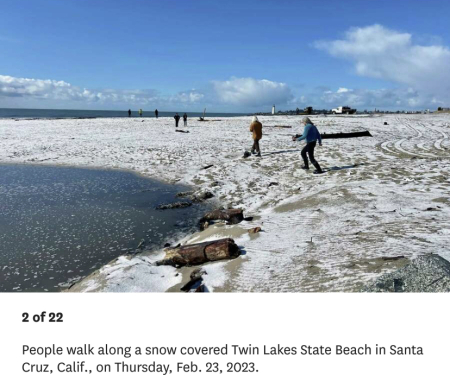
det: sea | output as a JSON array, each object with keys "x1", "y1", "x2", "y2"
[{"x1": 0, "y1": 108, "x2": 247, "y2": 119}]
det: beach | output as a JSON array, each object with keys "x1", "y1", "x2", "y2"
[{"x1": 1, "y1": 114, "x2": 450, "y2": 292}]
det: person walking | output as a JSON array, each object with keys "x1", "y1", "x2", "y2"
[
  {"x1": 139, "y1": 109, "x2": 143, "y2": 117},
  {"x1": 174, "y1": 113, "x2": 181, "y2": 127},
  {"x1": 249, "y1": 116, "x2": 263, "y2": 157},
  {"x1": 128, "y1": 109, "x2": 131, "y2": 117},
  {"x1": 155, "y1": 109, "x2": 159, "y2": 118},
  {"x1": 183, "y1": 113, "x2": 188, "y2": 127},
  {"x1": 293, "y1": 117, "x2": 323, "y2": 174}
]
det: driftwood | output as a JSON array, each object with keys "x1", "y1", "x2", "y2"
[
  {"x1": 156, "y1": 201, "x2": 192, "y2": 210},
  {"x1": 175, "y1": 129, "x2": 189, "y2": 133},
  {"x1": 275, "y1": 125, "x2": 292, "y2": 128},
  {"x1": 156, "y1": 238, "x2": 240, "y2": 267},
  {"x1": 381, "y1": 256, "x2": 406, "y2": 261},
  {"x1": 293, "y1": 131, "x2": 372, "y2": 140},
  {"x1": 200, "y1": 209, "x2": 244, "y2": 227}
]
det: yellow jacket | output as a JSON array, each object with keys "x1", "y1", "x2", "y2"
[{"x1": 250, "y1": 121, "x2": 263, "y2": 140}]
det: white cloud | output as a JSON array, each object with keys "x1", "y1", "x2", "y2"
[
  {"x1": 0, "y1": 75, "x2": 294, "y2": 110},
  {"x1": 211, "y1": 77, "x2": 293, "y2": 107},
  {"x1": 0, "y1": 75, "x2": 203, "y2": 108},
  {"x1": 169, "y1": 90, "x2": 204, "y2": 104},
  {"x1": 314, "y1": 25, "x2": 450, "y2": 104}
]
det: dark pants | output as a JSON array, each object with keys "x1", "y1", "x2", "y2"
[
  {"x1": 175, "y1": 120, "x2": 179, "y2": 127},
  {"x1": 301, "y1": 141, "x2": 322, "y2": 171},
  {"x1": 252, "y1": 139, "x2": 260, "y2": 153},
  {"x1": 184, "y1": 120, "x2": 187, "y2": 127}
]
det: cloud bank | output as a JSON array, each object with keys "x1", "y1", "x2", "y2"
[
  {"x1": 0, "y1": 75, "x2": 292, "y2": 111},
  {"x1": 314, "y1": 24, "x2": 450, "y2": 106},
  {"x1": 211, "y1": 77, "x2": 293, "y2": 107}
]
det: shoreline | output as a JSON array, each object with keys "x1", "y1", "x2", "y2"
[{"x1": 1, "y1": 115, "x2": 450, "y2": 292}]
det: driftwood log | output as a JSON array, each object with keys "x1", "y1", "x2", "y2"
[
  {"x1": 156, "y1": 238, "x2": 240, "y2": 267},
  {"x1": 200, "y1": 209, "x2": 244, "y2": 228},
  {"x1": 293, "y1": 131, "x2": 372, "y2": 140}
]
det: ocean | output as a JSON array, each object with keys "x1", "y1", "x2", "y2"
[{"x1": 0, "y1": 108, "x2": 248, "y2": 119}]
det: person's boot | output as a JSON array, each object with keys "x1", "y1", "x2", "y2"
[
  {"x1": 301, "y1": 164, "x2": 309, "y2": 170},
  {"x1": 312, "y1": 162, "x2": 324, "y2": 174},
  {"x1": 256, "y1": 152, "x2": 261, "y2": 157}
]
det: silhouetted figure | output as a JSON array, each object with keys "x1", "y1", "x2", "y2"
[
  {"x1": 183, "y1": 113, "x2": 188, "y2": 127},
  {"x1": 128, "y1": 109, "x2": 131, "y2": 117},
  {"x1": 293, "y1": 116, "x2": 323, "y2": 174},
  {"x1": 174, "y1": 113, "x2": 180, "y2": 127},
  {"x1": 155, "y1": 109, "x2": 159, "y2": 118},
  {"x1": 139, "y1": 109, "x2": 143, "y2": 117}
]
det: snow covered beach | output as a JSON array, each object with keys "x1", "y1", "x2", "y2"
[{"x1": 1, "y1": 114, "x2": 450, "y2": 292}]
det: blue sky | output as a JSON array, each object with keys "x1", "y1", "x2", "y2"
[{"x1": 1, "y1": 0, "x2": 450, "y2": 111}]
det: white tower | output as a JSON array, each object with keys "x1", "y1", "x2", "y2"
[{"x1": 272, "y1": 105, "x2": 275, "y2": 115}]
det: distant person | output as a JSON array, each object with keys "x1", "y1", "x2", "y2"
[
  {"x1": 293, "y1": 116, "x2": 323, "y2": 174},
  {"x1": 174, "y1": 113, "x2": 180, "y2": 127},
  {"x1": 249, "y1": 116, "x2": 263, "y2": 157},
  {"x1": 183, "y1": 113, "x2": 188, "y2": 127},
  {"x1": 155, "y1": 109, "x2": 159, "y2": 118},
  {"x1": 139, "y1": 109, "x2": 143, "y2": 117},
  {"x1": 128, "y1": 109, "x2": 131, "y2": 117}
]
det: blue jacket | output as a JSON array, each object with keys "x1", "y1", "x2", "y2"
[{"x1": 296, "y1": 123, "x2": 322, "y2": 144}]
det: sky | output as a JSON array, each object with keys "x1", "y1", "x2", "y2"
[{"x1": 1, "y1": 0, "x2": 450, "y2": 112}]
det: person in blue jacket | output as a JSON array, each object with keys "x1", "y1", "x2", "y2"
[{"x1": 293, "y1": 117, "x2": 324, "y2": 174}]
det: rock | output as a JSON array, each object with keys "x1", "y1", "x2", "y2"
[
  {"x1": 243, "y1": 216, "x2": 254, "y2": 222},
  {"x1": 362, "y1": 254, "x2": 450, "y2": 292},
  {"x1": 248, "y1": 227, "x2": 262, "y2": 234},
  {"x1": 164, "y1": 243, "x2": 171, "y2": 248},
  {"x1": 156, "y1": 238, "x2": 240, "y2": 267},
  {"x1": 192, "y1": 191, "x2": 214, "y2": 202},
  {"x1": 176, "y1": 190, "x2": 214, "y2": 203},
  {"x1": 384, "y1": 122, "x2": 389, "y2": 125},
  {"x1": 199, "y1": 209, "x2": 244, "y2": 228},
  {"x1": 195, "y1": 284, "x2": 207, "y2": 292},
  {"x1": 190, "y1": 268, "x2": 207, "y2": 280},
  {"x1": 268, "y1": 182, "x2": 279, "y2": 187},
  {"x1": 156, "y1": 201, "x2": 193, "y2": 210},
  {"x1": 176, "y1": 191, "x2": 194, "y2": 198},
  {"x1": 180, "y1": 277, "x2": 203, "y2": 292}
]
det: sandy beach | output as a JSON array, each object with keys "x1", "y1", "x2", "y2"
[{"x1": 1, "y1": 113, "x2": 450, "y2": 292}]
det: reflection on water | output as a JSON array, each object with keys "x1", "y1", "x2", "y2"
[{"x1": 0, "y1": 164, "x2": 208, "y2": 292}]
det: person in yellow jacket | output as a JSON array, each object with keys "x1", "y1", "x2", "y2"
[
  {"x1": 249, "y1": 116, "x2": 263, "y2": 157},
  {"x1": 139, "y1": 109, "x2": 143, "y2": 117}
]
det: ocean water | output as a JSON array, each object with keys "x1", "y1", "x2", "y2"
[
  {"x1": 0, "y1": 164, "x2": 211, "y2": 292},
  {"x1": 0, "y1": 108, "x2": 247, "y2": 119}
]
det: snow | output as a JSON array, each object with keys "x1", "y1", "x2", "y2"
[{"x1": 1, "y1": 113, "x2": 450, "y2": 292}]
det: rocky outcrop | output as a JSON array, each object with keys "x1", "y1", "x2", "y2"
[{"x1": 362, "y1": 254, "x2": 450, "y2": 292}]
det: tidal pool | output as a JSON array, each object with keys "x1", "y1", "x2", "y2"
[{"x1": 0, "y1": 164, "x2": 209, "y2": 292}]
